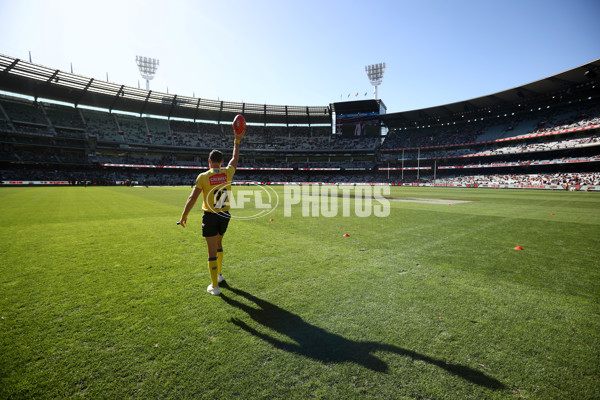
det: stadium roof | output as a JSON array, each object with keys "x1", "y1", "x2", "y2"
[
  {"x1": 381, "y1": 58, "x2": 600, "y2": 128},
  {"x1": 0, "y1": 54, "x2": 331, "y2": 125},
  {"x1": 0, "y1": 54, "x2": 598, "y2": 127}
]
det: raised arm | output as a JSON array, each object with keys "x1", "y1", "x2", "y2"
[
  {"x1": 228, "y1": 116, "x2": 245, "y2": 169},
  {"x1": 228, "y1": 138, "x2": 241, "y2": 169}
]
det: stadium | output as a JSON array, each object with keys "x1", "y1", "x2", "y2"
[
  {"x1": 1, "y1": 51, "x2": 599, "y2": 400},
  {"x1": 0, "y1": 54, "x2": 599, "y2": 188}
]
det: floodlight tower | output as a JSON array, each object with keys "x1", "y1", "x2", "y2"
[
  {"x1": 136, "y1": 55, "x2": 160, "y2": 90},
  {"x1": 365, "y1": 62, "x2": 386, "y2": 99}
]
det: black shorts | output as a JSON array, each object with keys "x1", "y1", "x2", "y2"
[{"x1": 202, "y1": 211, "x2": 231, "y2": 237}]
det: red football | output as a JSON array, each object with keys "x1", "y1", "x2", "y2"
[{"x1": 233, "y1": 114, "x2": 246, "y2": 136}]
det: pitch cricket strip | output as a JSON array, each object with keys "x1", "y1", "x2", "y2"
[
  {"x1": 387, "y1": 197, "x2": 475, "y2": 205},
  {"x1": 302, "y1": 191, "x2": 476, "y2": 205}
]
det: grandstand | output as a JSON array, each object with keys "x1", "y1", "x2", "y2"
[{"x1": 0, "y1": 53, "x2": 599, "y2": 189}]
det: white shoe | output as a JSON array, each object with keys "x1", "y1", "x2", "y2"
[
  {"x1": 207, "y1": 284, "x2": 221, "y2": 296},
  {"x1": 217, "y1": 274, "x2": 225, "y2": 283}
]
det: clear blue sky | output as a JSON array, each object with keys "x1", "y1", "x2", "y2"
[{"x1": 0, "y1": 0, "x2": 598, "y2": 114}]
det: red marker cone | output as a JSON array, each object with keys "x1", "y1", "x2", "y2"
[
  {"x1": 343, "y1": 233, "x2": 350, "y2": 237},
  {"x1": 550, "y1": 213, "x2": 555, "y2": 215},
  {"x1": 513, "y1": 246, "x2": 524, "y2": 250},
  {"x1": 270, "y1": 218, "x2": 274, "y2": 221}
]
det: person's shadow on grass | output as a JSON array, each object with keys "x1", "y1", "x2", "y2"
[{"x1": 219, "y1": 283, "x2": 505, "y2": 390}]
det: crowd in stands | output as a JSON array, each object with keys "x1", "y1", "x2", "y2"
[
  {"x1": 434, "y1": 172, "x2": 600, "y2": 186},
  {"x1": 0, "y1": 167, "x2": 389, "y2": 185},
  {"x1": 81, "y1": 109, "x2": 124, "y2": 142},
  {"x1": 383, "y1": 134, "x2": 600, "y2": 161},
  {"x1": 241, "y1": 134, "x2": 379, "y2": 151},
  {"x1": 382, "y1": 103, "x2": 600, "y2": 150},
  {"x1": 3, "y1": 166, "x2": 599, "y2": 188},
  {"x1": 2, "y1": 94, "x2": 600, "y2": 189},
  {"x1": 5, "y1": 95, "x2": 597, "y2": 155},
  {"x1": 382, "y1": 123, "x2": 485, "y2": 149},
  {"x1": 96, "y1": 156, "x2": 377, "y2": 170},
  {"x1": 235, "y1": 171, "x2": 384, "y2": 183},
  {"x1": 532, "y1": 104, "x2": 600, "y2": 134},
  {"x1": 465, "y1": 135, "x2": 600, "y2": 157}
]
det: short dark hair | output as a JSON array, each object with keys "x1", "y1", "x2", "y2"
[{"x1": 209, "y1": 150, "x2": 223, "y2": 163}]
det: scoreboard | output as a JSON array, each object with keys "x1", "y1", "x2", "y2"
[{"x1": 330, "y1": 99, "x2": 387, "y2": 137}]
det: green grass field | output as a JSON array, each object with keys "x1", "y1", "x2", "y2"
[{"x1": 1, "y1": 186, "x2": 599, "y2": 399}]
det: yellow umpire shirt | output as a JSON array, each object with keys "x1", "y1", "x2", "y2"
[{"x1": 196, "y1": 165, "x2": 235, "y2": 213}]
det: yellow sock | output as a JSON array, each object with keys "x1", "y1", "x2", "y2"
[
  {"x1": 208, "y1": 257, "x2": 218, "y2": 288},
  {"x1": 217, "y1": 248, "x2": 223, "y2": 275}
]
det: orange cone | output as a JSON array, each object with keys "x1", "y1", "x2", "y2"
[
  {"x1": 513, "y1": 246, "x2": 523, "y2": 250},
  {"x1": 550, "y1": 213, "x2": 555, "y2": 215}
]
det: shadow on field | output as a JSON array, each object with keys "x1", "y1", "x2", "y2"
[{"x1": 220, "y1": 283, "x2": 505, "y2": 390}]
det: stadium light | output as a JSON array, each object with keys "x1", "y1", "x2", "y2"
[
  {"x1": 135, "y1": 55, "x2": 159, "y2": 90},
  {"x1": 365, "y1": 62, "x2": 386, "y2": 99}
]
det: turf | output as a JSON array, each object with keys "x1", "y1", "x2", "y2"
[{"x1": 0, "y1": 186, "x2": 598, "y2": 399}]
